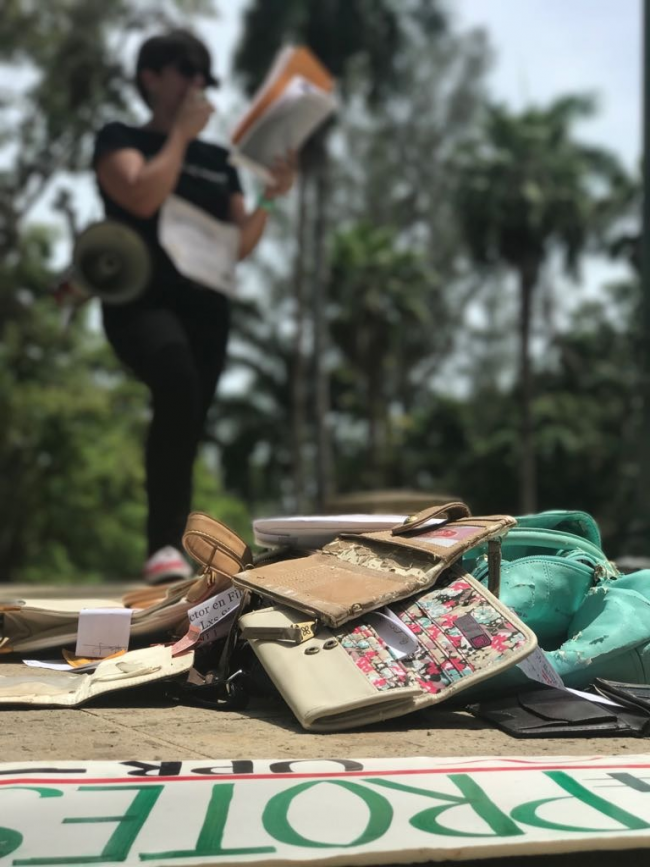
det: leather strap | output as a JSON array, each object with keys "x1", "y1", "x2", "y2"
[
  {"x1": 391, "y1": 501, "x2": 471, "y2": 536},
  {"x1": 183, "y1": 512, "x2": 252, "y2": 580},
  {"x1": 487, "y1": 538, "x2": 502, "y2": 597}
]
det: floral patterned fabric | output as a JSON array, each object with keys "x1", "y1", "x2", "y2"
[{"x1": 337, "y1": 572, "x2": 529, "y2": 694}]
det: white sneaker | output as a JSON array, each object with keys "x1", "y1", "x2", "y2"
[{"x1": 143, "y1": 546, "x2": 193, "y2": 585}]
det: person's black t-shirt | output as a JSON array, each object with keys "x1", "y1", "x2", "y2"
[{"x1": 93, "y1": 122, "x2": 243, "y2": 296}]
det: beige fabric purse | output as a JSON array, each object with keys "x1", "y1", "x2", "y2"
[
  {"x1": 240, "y1": 564, "x2": 536, "y2": 731},
  {"x1": 0, "y1": 646, "x2": 194, "y2": 707}
]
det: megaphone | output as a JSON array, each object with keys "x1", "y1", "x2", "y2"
[{"x1": 70, "y1": 220, "x2": 152, "y2": 306}]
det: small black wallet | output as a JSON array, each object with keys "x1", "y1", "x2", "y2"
[
  {"x1": 467, "y1": 685, "x2": 650, "y2": 738},
  {"x1": 593, "y1": 679, "x2": 650, "y2": 717}
]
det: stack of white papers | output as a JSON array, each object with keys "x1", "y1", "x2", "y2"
[
  {"x1": 231, "y1": 46, "x2": 337, "y2": 183},
  {"x1": 253, "y1": 513, "x2": 412, "y2": 549}
]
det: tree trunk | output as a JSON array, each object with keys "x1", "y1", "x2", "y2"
[
  {"x1": 312, "y1": 148, "x2": 333, "y2": 510},
  {"x1": 290, "y1": 170, "x2": 309, "y2": 511},
  {"x1": 518, "y1": 261, "x2": 539, "y2": 514}
]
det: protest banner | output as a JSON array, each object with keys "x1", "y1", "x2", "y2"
[{"x1": 2, "y1": 756, "x2": 650, "y2": 864}]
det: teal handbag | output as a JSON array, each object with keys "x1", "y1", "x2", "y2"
[
  {"x1": 547, "y1": 571, "x2": 650, "y2": 687},
  {"x1": 461, "y1": 509, "x2": 650, "y2": 692},
  {"x1": 466, "y1": 511, "x2": 618, "y2": 651}
]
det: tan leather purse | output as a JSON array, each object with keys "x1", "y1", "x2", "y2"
[{"x1": 232, "y1": 503, "x2": 513, "y2": 631}]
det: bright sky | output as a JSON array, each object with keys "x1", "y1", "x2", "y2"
[{"x1": 456, "y1": 0, "x2": 642, "y2": 172}]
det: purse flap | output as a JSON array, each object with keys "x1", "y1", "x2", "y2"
[
  {"x1": 233, "y1": 552, "x2": 424, "y2": 627},
  {"x1": 357, "y1": 512, "x2": 515, "y2": 558},
  {"x1": 517, "y1": 688, "x2": 618, "y2": 724}
]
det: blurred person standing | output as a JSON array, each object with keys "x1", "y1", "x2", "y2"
[{"x1": 93, "y1": 29, "x2": 295, "y2": 583}]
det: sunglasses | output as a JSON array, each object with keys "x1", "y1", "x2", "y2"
[{"x1": 174, "y1": 58, "x2": 219, "y2": 88}]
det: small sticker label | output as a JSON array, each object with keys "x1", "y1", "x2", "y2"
[
  {"x1": 454, "y1": 613, "x2": 492, "y2": 649},
  {"x1": 416, "y1": 525, "x2": 482, "y2": 548},
  {"x1": 188, "y1": 587, "x2": 243, "y2": 634}
]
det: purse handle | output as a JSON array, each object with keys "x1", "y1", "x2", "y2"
[
  {"x1": 183, "y1": 512, "x2": 252, "y2": 583},
  {"x1": 391, "y1": 501, "x2": 471, "y2": 536}
]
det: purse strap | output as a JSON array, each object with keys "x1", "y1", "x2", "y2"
[
  {"x1": 183, "y1": 511, "x2": 252, "y2": 584},
  {"x1": 391, "y1": 501, "x2": 471, "y2": 536},
  {"x1": 502, "y1": 527, "x2": 615, "y2": 565}
]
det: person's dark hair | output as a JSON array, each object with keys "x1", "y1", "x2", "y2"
[{"x1": 135, "y1": 29, "x2": 218, "y2": 105}]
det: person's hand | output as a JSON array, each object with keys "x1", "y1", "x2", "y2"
[
  {"x1": 172, "y1": 86, "x2": 214, "y2": 142},
  {"x1": 263, "y1": 150, "x2": 298, "y2": 198}
]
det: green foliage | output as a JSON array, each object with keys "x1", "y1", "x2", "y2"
[
  {"x1": 453, "y1": 95, "x2": 631, "y2": 511},
  {"x1": 454, "y1": 97, "x2": 627, "y2": 274},
  {"x1": 328, "y1": 222, "x2": 442, "y2": 485},
  {"x1": 0, "y1": 224, "x2": 145, "y2": 582}
]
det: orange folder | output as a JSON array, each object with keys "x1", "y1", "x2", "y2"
[{"x1": 232, "y1": 45, "x2": 335, "y2": 147}]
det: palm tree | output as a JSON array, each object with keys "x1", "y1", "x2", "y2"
[
  {"x1": 455, "y1": 95, "x2": 626, "y2": 513},
  {"x1": 233, "y1": 0, "x2": 446, "y2": 507},
  {"x1": 328, "y1": 222, "x2": 441, "y2": 486}
]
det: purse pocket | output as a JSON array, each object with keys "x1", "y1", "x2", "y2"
[
  {"x1": 240, "y1": 606, "x2": 422, "y2": 731},
  {"x1": 338, "y1": 571, "x2": 534, "y2": 701}
]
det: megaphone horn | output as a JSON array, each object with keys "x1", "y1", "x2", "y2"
[{"x1": 72, "y1": 220, "x2": 151, "y2": 305}]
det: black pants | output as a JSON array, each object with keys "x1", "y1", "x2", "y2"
[{"x1": 103, "y1": 282, "x2": 230, "y2": 556}]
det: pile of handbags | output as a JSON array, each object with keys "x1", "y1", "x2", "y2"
[{"x1": 2, "y1": 500, "x2": 650, "y2": 734}]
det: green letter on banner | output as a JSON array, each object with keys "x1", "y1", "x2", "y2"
[
  {"x1": 263, "y1": 781, "x2": 392, "y2": 849},
  {"x1": 511, "y1": 771, "x2": 650, "y2": 833},
  {"x1": 140, "y1": 784, "x2": 275, "y2": 859},
  {"x1": 13, "y1": 785, "x2": 162, "y2": 865},
  {"x1": 1, "y1": 827, "x2": 23, "y2": 860},
  {"x1": 0, "y1": 786, "x2": 63, "y2": 861},
  {"x1": 368, "y1": 775, "x2": 523, "y2": 838}
]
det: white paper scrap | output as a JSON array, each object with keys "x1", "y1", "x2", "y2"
[
  {"x1": 75, "y1": 608, "x2": 133, "y2": 658},
  {"x1": 22, "y1": 659, "x2": 102, "y2": 673},
  {"x1": 199, "y1": 610, "x2": 238, "y2": 645},
  {"x1": 368, "y1": 609, "x2": 419, "y2": 660},
  {"x1": 23, "y1": 660, "x2": 76, "y2": 672},
  {"x1": 159, "y1": 195, "x2": 240, "y2": 296},
  {"x1": 567, "y1": 688, "x2": 625, "y2": 708}
]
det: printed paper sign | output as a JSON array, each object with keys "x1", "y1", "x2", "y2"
[
  {"x1": 159, "y1": 195, "x2": 240, "y2": 296},
  {"x1": 417, "y1": 525, "x2": 482, "y2": 548},
  {"x1": 187, "y1": 587, "x2": 243, "y2": 634},
  {"x1": 75, "y1": 608, "x2": 133, "y2": 658},
  {"x1": 3, "y1": 756, "x2": 650, "y2": 865},
  {"x1": 199, "y1": 610, "x2": 237, "y2": 645}
]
